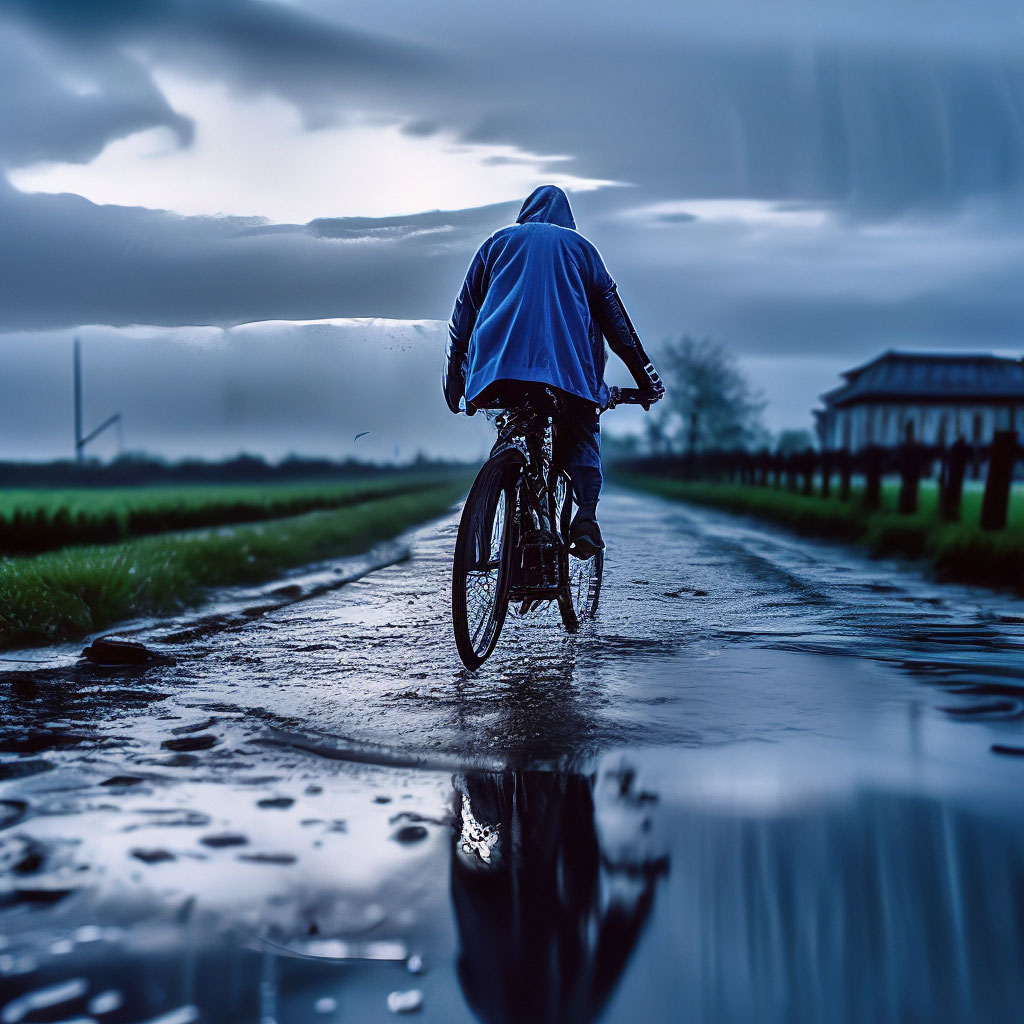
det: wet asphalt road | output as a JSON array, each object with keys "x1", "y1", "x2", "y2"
[{"x1": 3, "y1": 488, "x2": 1024, "y2": 1023}]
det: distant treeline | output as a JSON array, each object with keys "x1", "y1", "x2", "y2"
[{"x1": 0, "y1": 452, "x2": 470, "y2": 488}]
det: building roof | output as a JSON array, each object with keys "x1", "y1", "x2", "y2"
[{"x1": 821, "y1": 350, "x2": 1024, "y2": 407}]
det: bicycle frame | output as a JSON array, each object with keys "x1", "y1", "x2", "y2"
[{"x1": 489, "y1": 397, "x2": 568, "y2": 599}]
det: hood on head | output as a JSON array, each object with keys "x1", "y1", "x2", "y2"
[{"x1": 516, "y1": 185, "x2": 576, "y2": 229}]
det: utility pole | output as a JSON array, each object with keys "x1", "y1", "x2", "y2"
[{"x1": 72, "y1": 338, "x2": 122, "y2": 463}]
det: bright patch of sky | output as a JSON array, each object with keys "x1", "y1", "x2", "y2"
[{"x1": 9, "y1": 70, "x2": 616, "y2": 223}]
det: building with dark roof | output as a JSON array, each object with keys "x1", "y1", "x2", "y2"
[{"x1": 815, "y1": 351, "x2": 1024, "y2": 451}]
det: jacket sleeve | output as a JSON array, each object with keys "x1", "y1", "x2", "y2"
[
  {"x1": 586, "y1": 254, "x2": 664, "y2": 394},
  {"x1": 444, "y1": 244, "x2": 488, "y2": 414}
]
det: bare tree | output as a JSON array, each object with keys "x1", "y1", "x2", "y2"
[{"x1": 651, "y1": 336, "x2": 767, "y2": 452}]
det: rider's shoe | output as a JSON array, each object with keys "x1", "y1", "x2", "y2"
[{"x1": 569, "y1": 512, "x2": 605, "y2": 560}]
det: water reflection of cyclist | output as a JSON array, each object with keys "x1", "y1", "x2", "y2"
[
  {"x1": 451, "y1": 770, "x2": 668, "y2": 1024},
  {"x1": 443, "y1": 185, "x2": 665, "y2": 559}
]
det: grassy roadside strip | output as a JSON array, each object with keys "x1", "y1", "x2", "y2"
[
  {"x1": 616, "y1": 473, "x2": 1024, "y2": 596},
  {"x1": 0, "y1": 473, "x2": 465, "y2": 556},
  {"x1": 0, "y1": 478, "x2": 469, "y2": 650}
]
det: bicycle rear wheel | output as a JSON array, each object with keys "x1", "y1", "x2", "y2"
[
  {"x1": 557, "y1": 474, "x2": 603, "y2": 632},
  {"x1": 452, "y1": 456, "x2": 517, "y2": 669}
]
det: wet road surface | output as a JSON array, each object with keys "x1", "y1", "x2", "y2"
[{"x1": 2, "y1": 488, "x2": 1024, "y2": 1022}]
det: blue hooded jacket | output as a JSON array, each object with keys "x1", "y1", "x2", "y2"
[{"x1": 445, "y1": 186, "x2": 623, "y2": 410}]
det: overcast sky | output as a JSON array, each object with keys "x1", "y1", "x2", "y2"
[{"x1": 1, "y1": 0, "x2": 1021, "y2": 460}]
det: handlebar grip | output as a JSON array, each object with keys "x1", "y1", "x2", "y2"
[{"x1": 608, "y1": 386, "x2": 654, "y2": 410}]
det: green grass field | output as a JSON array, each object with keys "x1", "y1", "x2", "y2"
[
  {"x1": 0, "y1": 477, "x2": 469, "y2": 650},
  {"x1": 0, "y1": 473, "x2": 462, "y2": 556},
  {"x1": 862, "y1": 479, "x2": 1024, "y2": 529},
  {"x1": 618, "y1": 473, "x2": 1024, "y2": 596}
]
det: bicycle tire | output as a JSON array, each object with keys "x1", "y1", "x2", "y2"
[
  {"x1": 452, "y1": 455, "x2": 517, "y2": 669},
  {"x1": 557, "y1": 474, "x2": 604, "y2": 632}
]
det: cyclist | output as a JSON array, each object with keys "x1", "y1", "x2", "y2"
[{"x1": 443, "y1": 184, "x2": 665, "y2": 559}]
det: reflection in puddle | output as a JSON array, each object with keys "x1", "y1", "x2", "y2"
[
  {"x1": 1, "y1": 752, "x2": 1024, "y2": 1022},
  {"x1": 650, "y1": 788, "x2": 1024, "y2": 1024},
  {"x1": 451, "y1": 770, "x2": 668, "y2": 1024}
]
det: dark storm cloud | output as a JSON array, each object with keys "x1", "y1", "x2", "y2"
[
  {"x1": 4, "y1": 172, "x2": 1022, "y2": 364},
  {"x1": 0, "y1": 21, "x2": 192, "y2": 168},
  {"x1": 291, "y1": 0, "x2": 1024, "y2": 218},
  {"x1": 401, "y1": 120, "x2": 440, "y2": 138},
  {"x1": 6, "y1": 0, "x2": 1023, "y2": 217},
  {"x1": 4, "y1": 0, "x2": 436, "y2": 78},
  {"x1": 322, "y1": 0, "x2": 1020, "y2": 49},
  {"x1": 307, "y1": 204, "x2": 518, "y2": 242},
  {"x1": 592, "y1": 195, "x2": 1024, "y2": 357},
  {"x1": 445, "y1": 41, "x2": 1024, "y2": 219},
  {"x1": 0, "y1": 181, "x2": 515, "y2": 330},
  {"x1": 2, "y1": 0, "x2": 442, "y2": 131}
]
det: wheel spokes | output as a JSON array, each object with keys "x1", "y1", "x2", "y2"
[
  {"x1": 568, "y1": 549, "x2": 600, "y2": 621},
  {"x1": 462, "y1": 490, "x2": 507, "y2": 654}
]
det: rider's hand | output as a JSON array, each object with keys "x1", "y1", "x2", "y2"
[{"x1": 641, "y1": 384, "x2": 665, "y2": 411}]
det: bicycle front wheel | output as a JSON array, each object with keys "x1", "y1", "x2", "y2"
[{"x1": 452, "y1": 456, "x2": 517, "y2": 669}]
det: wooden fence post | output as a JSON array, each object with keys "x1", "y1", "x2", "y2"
[
  {"x1": 863, "y1": 446, "x2": 882, "y2": 511},
  {"x1": 801, "y1": 450, "x2": 814, "y2": 495},
  {"x1": 898, "y1": 442, "x2": 922, "y2": 514},
  {"x1": 981, "y1": 431, "x2": 1018, "y2": 531},
  {"x1": 940, "y1": 439, "x2": 969, "y2": 522},
  {"x1": 757, "y1": 452, "x2": 769, "y2": 486},
  {"x1": 838, "y1": 451, "x2": 851, "y2": 501},
  {"x1": 820, "y1": 451, "x2": 832, "y2": 499}
]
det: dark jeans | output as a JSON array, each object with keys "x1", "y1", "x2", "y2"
[{"x1": 552, "y1": 398, "x2": 602, "y2": 517}]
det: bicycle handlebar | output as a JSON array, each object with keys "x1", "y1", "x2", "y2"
[{"x1": 605, "y1": 386, "x2": 661, "y2": 412}]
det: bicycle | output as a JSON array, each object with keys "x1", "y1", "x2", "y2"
[{"x1": 451, "y1": 385, "x2": 655, "y2": 669}]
